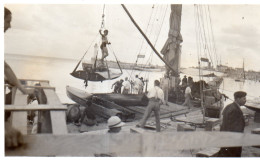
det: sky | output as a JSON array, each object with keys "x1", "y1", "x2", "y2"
[{"x1": 3, "y1": 2, "x2": 260, "y2": 71}]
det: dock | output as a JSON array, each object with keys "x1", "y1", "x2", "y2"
[{"x1": 5, "y1": 79, "x2": 260, "y2": 157}]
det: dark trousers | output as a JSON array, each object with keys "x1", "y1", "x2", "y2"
[
  {"x1": 218, "y1": 147, "x2": 242, "y2": 157},
  {"x1": 138, "y1": 99, "x2": 161, "y2": 132}
]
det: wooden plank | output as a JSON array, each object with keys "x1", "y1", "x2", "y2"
[
  {"x1": 22, "y1": 85, "x2": 55, "y2": 90},
  {"x1": 11, "y1": 87, "x2": 17, "y2": 104},
  {"x1": 5, "y1": 134, "x2": 142, "y2": 157},
  {"x1": 95, "y1": 97, "x2": 135, "y2": 113},
  {"x1": 90, "y1": 103, "x2": 122, "y2": 119},
  {"x1": 5, "y1": 104, "x2": 67, "y2": 111},
  {"x1": 19, "y1": 79, "x2": 49, "y2": 83},
  {"x1": 5, "y1": 132, "x2": 260, "y2": 157},
  {"x1": 11, "y1": 90, "x2": 27, "y2": 135},
  {"x1": 40, "y1": 82, "x2": 67, "y2": 134}
]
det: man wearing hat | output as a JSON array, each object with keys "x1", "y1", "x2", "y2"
[
  {"x1": 218, "y1": 91, "x2": 247, "y2": 157},
  {"x1": 107, "y1": 116, "x2": 125, "y2": 133}
]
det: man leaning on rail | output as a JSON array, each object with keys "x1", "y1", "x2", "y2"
[{"x1": 4, "y1": 7, "x2": 36, "y2": 149}]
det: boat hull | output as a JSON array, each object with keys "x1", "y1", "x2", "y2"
[
  {"x1": 70, "y1": 70, "x2": 121, "y2": 81},
  {"x1": 66, "y1": 86, "x2": 122, "y2": 118},
  {"x1": 93, "y1": 93, "x2": 149, "y2": 106}
]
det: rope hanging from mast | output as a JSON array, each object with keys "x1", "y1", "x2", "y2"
[
  {"x1": 121, "y1": 4, "x2": 178, "y2": 76},
  {"x1": 71, "y1": 33, "x2": 99, "y2": 73}
]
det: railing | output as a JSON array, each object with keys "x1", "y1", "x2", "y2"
[{"x1": 5, "y1": 79, "x2": 67, "y2": 135}]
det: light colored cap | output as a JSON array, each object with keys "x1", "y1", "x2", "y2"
[{"x1": 107, "y1": 116, "x2": 125, "y2": 128}]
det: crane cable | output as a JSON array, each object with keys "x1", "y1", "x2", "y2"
[{"x1": 100, "y1": 4, "x2": 106, "y2": 29}]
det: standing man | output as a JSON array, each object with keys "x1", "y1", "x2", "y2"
[
  {"x1": 182, "y1": 75, "x2": 188, "y2": 86},
  {"x1": 99, "y1": 29, "x2": 111, "y2": 62},
  {"x1": 138, "y1": 77, "x2": 145, "y2": 94},
  {"x1": 218, "y1": 91, "x2": 247, "y2": 157},
  {"x1": 121, "y1": 77, "x2": 131, "y2": 94},
  {"x1": 182, "y1": 83, "x2": 193, "y2": 109},
  {"x1": 161, "y1": 74, "x2": 170, "y2": 105},
  {"x1": 137, "y1": 80, "x2": 165, "y2": 132},
  {"x1": 133, "y1": 75, "x2": 141, "y2": 94}
]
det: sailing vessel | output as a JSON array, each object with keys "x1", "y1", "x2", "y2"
[
  {"x1": 67, "y1": 4, "x2": 224, "y2": 120},
  {"x1": 160, "y1": 4, "x2": 224, "y2": 118},
  {"x1": 235, "y1": 59, "x2": 246, "y2": 82}
]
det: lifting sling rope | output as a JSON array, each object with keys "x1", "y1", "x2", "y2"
[
  {"x1": 72, "y1": 4, "x2": 122, "y2": 80},
  {"x1": 71, "y1": 34, "x2": 99, "y2": 74}
]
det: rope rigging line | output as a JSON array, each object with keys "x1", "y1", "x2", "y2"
[
  {"x1": 100, "y1": 4, "x2": 106, "y2": 29},
  {"x1": 196, "y1": 6, "x2": 208, "y2": 61},
  {"x1": 130, "y1": 4, "x2": 166, "y2": 80},
  {"x1": 198, "y1": 6, "x2": 211, "y2": 62},
  {"x1": 138, "y1": 4, "x2": 164, "y2": 67},
  {"x1": 194, "y1": 5, "x2": 201, "y2": 63},
  {"x1": 136, "y1": 4, "x2": 156, "y2": 61},
  {"x1": 198, "y1": 5, "x2": 214, "y2": 68},
  {"x1": 195, "y1": 5, "x2": 204, "y2": 63},
  {"x1": 107, "y1": 45, "x2": 123, "y2": 74},
  {"x1": 72, "y1": 33, "x2": 100, "y2": 73},
  {"x1": 136, "y1": 4, "x2": 168, "y2": 80},
  {"x1": 121, "y1": 4, "x2": 179, "y2": 76},
  {"x1": 207, "y1": 5, "x2": 219, "y2": 66},
  {"x1": 203, "y1": 5, "x2": 218, "y2": 68},
  {"x1": 203, "y1": 5, "x2": 214, "y2": 62},
  {"x1": 143, "y1": 4, "x2": 169, "y2": 68},
  {"x1": 142, "y1": 4, "x2": 161, "y2": 61},
  {"x1": 129, "y1": 4, "x2": 156, "y2": 79}
]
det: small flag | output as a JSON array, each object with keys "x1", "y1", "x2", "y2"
[{"x1": 137, "y1": 55, "x2": 145, "y2": 58}]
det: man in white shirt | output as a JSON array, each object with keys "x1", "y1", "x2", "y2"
[
  {"x1": 133, "y1": 75, "x2": 142, "y2": 94},
  {"x1": 161, "y1": 74, "x2": 170, "y2": 105},
  {"x1": 182, "y1": 83, "x2": 193, "y2": 109},
  {"x1": 121, "y1": 77, "x2": 131, "y2": 94},
  {"x1": 137, "y1": 80, "x2": 165, "y2": 132}
]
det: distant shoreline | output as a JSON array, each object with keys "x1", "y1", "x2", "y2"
[{"x1": 5, "y1": 53, "x2": 165, "y2": 71}]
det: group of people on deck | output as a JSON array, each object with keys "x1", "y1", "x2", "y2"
[{"x1": 111, "y1": 75, "x2": 145, "y2": 94}]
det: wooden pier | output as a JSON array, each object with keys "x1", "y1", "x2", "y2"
[{"x1": 5, "y1": 79, "x2": 260, "y2": 157}]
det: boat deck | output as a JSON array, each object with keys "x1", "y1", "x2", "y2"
[{"x1": 127, "y1": 102, "x2": 189, "y2": 119}]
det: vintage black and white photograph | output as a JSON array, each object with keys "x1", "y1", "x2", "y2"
[{"x1": 3, "y1": 1, "x2": 260, "y2": 157}]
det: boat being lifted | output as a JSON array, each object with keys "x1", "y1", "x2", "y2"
[{"x1": 70, "y1": 9, "x2": 123, "y2": 83}]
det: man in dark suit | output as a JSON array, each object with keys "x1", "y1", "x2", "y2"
[{"x1": 218, "y1": 91, "x2": 247, "y2": 157}]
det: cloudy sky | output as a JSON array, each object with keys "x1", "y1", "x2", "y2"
[{"x1": 4, "y1": 2, "x2": 260, "y2": 71}]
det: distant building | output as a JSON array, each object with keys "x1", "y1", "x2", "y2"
[
  {"x1": 234, "y1": 68, "x2": 243, "y2": 73},
  {"x1": 217, "y1": 65, "x2": 229, "y2": 72}
]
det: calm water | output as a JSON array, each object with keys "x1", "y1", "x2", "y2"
[{"x1": 5, "y1": 54, "x2": 260, "y2": 105}]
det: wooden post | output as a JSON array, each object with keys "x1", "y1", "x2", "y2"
[
  {"x1": 36, "y1": 87, "x2": 52, "y2": 133},
  {"x1": 40, "y1": 82, "x2": 67, "y2": 134},
  {"x1": 11, "y1": 89, "x2": 28, "y2": 134}
]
